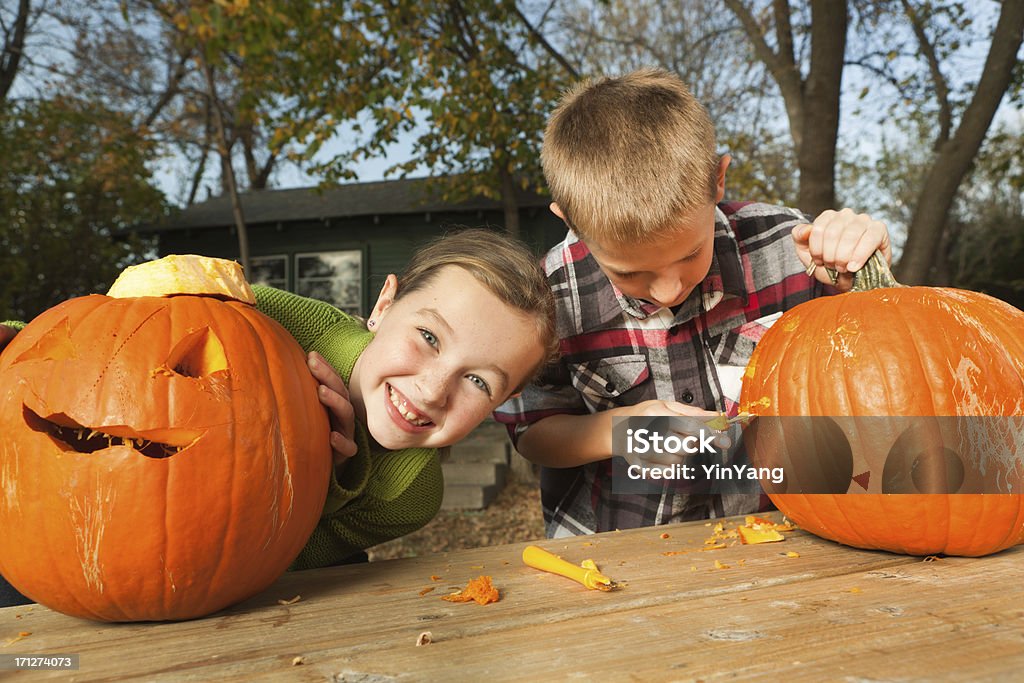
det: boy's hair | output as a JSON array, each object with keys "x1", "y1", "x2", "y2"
[
  {"x1": 542, "y1": 67, "x2": 720, "y2": 244},
  {"x1": 396, "y1": 228, "x2": 559, "y2": 388}
]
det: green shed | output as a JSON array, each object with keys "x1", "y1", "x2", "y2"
[{"x1": 147, "y1": 178, "x2": 566, "y2": 316}]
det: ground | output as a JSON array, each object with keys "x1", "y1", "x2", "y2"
[{"x1": 368, "y1": 478, "x2": 545, "y2": 561}]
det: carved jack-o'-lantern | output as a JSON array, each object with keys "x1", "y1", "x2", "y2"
[
  {"x1": 741, "y1": 254, "x2": 1024, "y2": 557},
  {"x1": 0, "y1": 256, "x2": 331, "y2": 621}
]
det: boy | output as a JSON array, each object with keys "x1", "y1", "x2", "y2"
[{"x1": 495, "y1": 68, "x2": 892, "y2": 538}]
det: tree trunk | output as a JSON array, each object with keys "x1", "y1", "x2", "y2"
[
  {"x1": 0, "y1": 0, "x2": 30, "y2": 105},
  {"x1": 897, "y1": 2, "x2": 1024, "y2": 285},
  {"x1": 200, "y1": 53, "x2": 250, "y2": 272},
  {"x1": 724, "y1": 0, "x2": 848, "y2": 217},
  {"x1": 796, "y1": 0, "x2": 846, "y2": 215},
  {"x1": 499, "y1": 163, "x2": 520, "y2": 238}
]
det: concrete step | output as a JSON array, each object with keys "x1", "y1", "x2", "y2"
[
  {"x1": 448, "y1": 439, "x2": 509, "y2": 464},
  {"x1": 438, "y1": 419, "x2": 514, "y2": 509},
  {"x1": 442, "y1": 461, "x2": 507, "y2": 487},
  {"x1": 441, "y1": 483, "x2": 501, "y2": 510}
]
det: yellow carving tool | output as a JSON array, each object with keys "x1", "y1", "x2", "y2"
[{"x1": 522, "y1": 545, "x2": 617, "y2": 591}]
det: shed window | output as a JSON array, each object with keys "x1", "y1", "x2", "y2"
[
  {"x1": 249, "y1": 255, "x2": 288, "y2": 290},
  {"x1": 296, "y1": 251, "x2": 363, "y2": 316}
]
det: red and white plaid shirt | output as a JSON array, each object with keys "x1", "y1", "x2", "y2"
[{"x1": 495, "y1": 201, "x2": 831, "y2": 538}]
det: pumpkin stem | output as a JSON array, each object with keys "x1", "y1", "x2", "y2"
[{"x1": 851, "y1": 251, "x2": 902, "y2": 292}]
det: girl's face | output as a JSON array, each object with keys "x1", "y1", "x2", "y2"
[{"x1": 350, "y1": 265, "x2": 544, "y2": 451}]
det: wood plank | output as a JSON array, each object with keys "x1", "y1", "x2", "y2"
[
  {"x1": 336, "y1": 546, "x2": 1023, "y2": 682},
  {"x1": 3, "y1": 514, "x2": 1014, "y2": 681}
]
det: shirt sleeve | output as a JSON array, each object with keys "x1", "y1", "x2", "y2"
[
  {"x1": 291, "y1": 448, "x2": 443, "y2": 569},
  {"x1": 493, "y1": 360, "x2": 590, "y2": 447}
]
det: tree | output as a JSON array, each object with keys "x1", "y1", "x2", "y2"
[
  {"x1": 723, "y1": 1, "x2": 1024, "y2": 283},
  {"x1": 246, "y1": 1, "x2": 575, "y2": 236},
  {"x1": 0, "y1": 97, "x2": 166, "y2": 320},
  {"x1": 551, "y1": 0, "x2": 800, "y2": 205},
  {"x1": 946, "y1": 120, "x2": 1024, "y2": 305},
  {"x1": 889, "y1": 1, "x2": 1024, "y2": 284},
  {"x1": 60, "y1": 1, "x2": 292, "y2": 203},
  {"x1": 723, "y1": 0, "x2": 848, "y2": 217}
]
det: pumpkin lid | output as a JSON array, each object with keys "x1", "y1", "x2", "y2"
[{"x1": 107, "y1": 254, "x2": 256, "y2": 304}]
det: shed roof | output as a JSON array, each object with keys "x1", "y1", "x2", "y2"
[{"x1": 152, "y1": 177, "x2": 551, "y2": 232}]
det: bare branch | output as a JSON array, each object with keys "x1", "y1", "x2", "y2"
[
  {"x1": 1, "y1": 0, "x2": 31, "y2": 103},
  {"x1": 513, "y1": 2, "x2": 579, "y2": 79},
  {"x1": 900, "y1": 0, "x2": 951, "y2": 146}
]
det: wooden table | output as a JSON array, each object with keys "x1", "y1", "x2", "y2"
[{"x1": 2, "y1": 512, "x2": 1022, "y2": 681}]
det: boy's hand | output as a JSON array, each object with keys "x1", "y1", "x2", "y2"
[
  {"x1": 307, "y1": 351, "x2": 358, "y2": 467},
  {"x1": 620, "y1": 400, "x2": 731, "y2": 466},
  {"x1": 0, "y1": 324, "x2": 17, "y2": 354},
  {"x1": 793, "y1": 208, "x2": 892, "y2": 292}
]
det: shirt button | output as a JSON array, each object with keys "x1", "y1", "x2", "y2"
[{"x1": 682, "y1": 391, "x2": 695, "y2": 403}]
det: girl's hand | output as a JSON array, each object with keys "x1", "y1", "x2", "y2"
[{"x1": 307, "y1": 351, "x2": 358, "y2": 466}]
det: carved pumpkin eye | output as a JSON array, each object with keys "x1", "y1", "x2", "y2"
[
  {"x1": 745, "y1": 416, "x2": 853, "y2": 495},
  {"x1": 164, "y1": 327, "x2": 228, "y2": 378},
  {"x1": 10, "y1": 317, "x2": 76, "y2": 363}
]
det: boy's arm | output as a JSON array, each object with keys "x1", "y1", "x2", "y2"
[
  {"x1": 515, "y1": 411, "x2": 621, "y2": 468},
  {"x1": 501, "y1": 383, "x2": 719, "y2": 469},
  {"x1": 291, "y1": 449, "x2": 443, "y2": 570},
  {"x1": 793, "y1": 209, "x2": 891, "y2": 291}
]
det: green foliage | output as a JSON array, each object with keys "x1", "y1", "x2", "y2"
[
  {"x1": 181, "y1": 1, "x2": 571, "y2": 209},
  {"x1": 0, "y1": 97, "x2": 166, "y2": 321}
]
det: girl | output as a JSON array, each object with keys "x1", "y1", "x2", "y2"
[{"x1": 251, "y1": 227, "x2": 558, "y2": 569}]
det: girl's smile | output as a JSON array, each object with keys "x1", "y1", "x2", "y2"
[{"x1": 385, "y1": 383, "x2": 433, "y2": 431}]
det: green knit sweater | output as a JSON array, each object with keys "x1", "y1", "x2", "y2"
[{"x1": 2, "y1": 289, "x2": 444, "y2": 571}]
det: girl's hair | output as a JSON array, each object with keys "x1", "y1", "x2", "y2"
[
  {"x1": 541, "y1": 67, "x2": 720, "y2": 244},
  {"x1": 396, "y1": 227, "x2": 559, "y2": 388}
]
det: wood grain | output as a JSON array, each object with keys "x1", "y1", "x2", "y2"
[{"x1": 2, "y1": 512, "x2": 1020, "y2": 681}]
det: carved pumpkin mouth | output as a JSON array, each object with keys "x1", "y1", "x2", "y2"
[{"x1": 23, "y1": 405, "x2": 196, "y2": 459}]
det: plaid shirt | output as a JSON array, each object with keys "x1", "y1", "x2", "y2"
[{"x1": 495, "y1": 201, "x2": 830, "y2": 538}]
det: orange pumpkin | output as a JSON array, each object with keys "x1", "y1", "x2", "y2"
[
  {"x1": 0, "y1": 256, "x2": 331, "y2": 621},
  {"x1": 741, "y1": 254, "x2": 1024, "y2": 556}
]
